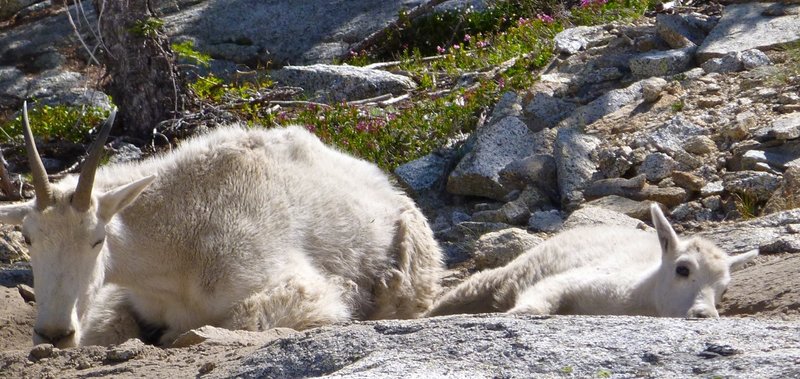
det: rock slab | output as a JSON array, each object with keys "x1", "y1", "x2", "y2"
[{"x1": 223, "y1": 315, "x2": 800, "y2": 378}]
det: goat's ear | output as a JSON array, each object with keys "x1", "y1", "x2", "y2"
[
  {"x1": 729, "y1": 249, "x2": 758, "y2": 272},
  {"x1": 97, "y1": 175, "x2": 157, "y2": 221},
  {"x1": 651, "y1": 204, "x2": 679, "y2": 255},
  {"x1": 0, "y1": 203, "x2": 31, "y2": 225}
]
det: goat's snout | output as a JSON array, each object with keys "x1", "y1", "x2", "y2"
[{"x1": 34, "y1": 327, "x2": 77, "y2": 347}]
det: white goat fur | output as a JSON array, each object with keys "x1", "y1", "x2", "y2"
[
  {"x1": 427, "y1": 205, "x2": 757, "y2": 318},
  {"x1": 0, "y1": 125, "x2": 444, "y2": 347}
]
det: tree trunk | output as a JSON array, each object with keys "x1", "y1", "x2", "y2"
[{"x1": 91, "y1": 0, "x2": 183, "y2": 140}]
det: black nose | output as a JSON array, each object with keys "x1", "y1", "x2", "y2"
[{"x1": 34, "y1": 327, "x2": 75, "y2": 346}]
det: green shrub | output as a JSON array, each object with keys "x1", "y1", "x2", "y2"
[{"x1": 1, "y1": 103, "x2": 110, "y2": 143}]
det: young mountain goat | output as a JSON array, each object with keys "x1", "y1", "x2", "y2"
[
  {"x1": 427, "y1": 204, "x2": 757, "y2": 318},
  {"x1": 0, "y1": 104, "x2": 443, "y2": 347}
]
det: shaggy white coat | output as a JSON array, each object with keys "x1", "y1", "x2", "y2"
[
  {"x1": 0, "y1": 125, "x2": 444, "y2": 347},
  {"x1": 427, "y1": 205, "x2": 756, "y2": 318}
]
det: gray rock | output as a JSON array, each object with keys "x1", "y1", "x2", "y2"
[
  {"x1": 723, "y1": 171, "x2": 781, "y2": 201},
  {"x1": 756, "y1": 139, "x2": 800, "y2": 170},
  {"x1": 554, "y1": 25, "x2": 607, "y2": 55},
  {"x1": 597, "y1": 146, "x2": 635, "y2": 178},
  {"x1": 471, "y1": 202, "x2": 530, "y2": 226},
  {"x1": 395, "y1": 153, "x2": 449, "y2": 196},
  {"x1": 106, "y1": 339, "x2": 145, "y2": 362},
  {"x1": 171, "y1": 326, "x2": 298, "y2": 348},
  {"x1": 489, "y1": 91, "x2": 523, "y2": 121},
  {"x1": 29, "y1": 344, "x2": 55, "y2": 361},
  {"x1": 671, "y1": 171, "x2": 706, "y2": 192},
  {"x1": 701, "y1": 49, "x2": 771, "y2": 74},
  {"x1": 16, "y1": 283, "x2": 34, "y2": 303},
  {"x1": 472, "y1": 228, "x2": 544, "y2": 269},
  {"x1": 759, "y1": 112, "x2": 800, "y2": 141},
  {"x1": 647, "y1": 115, "x2": 707, "y2": 157},
  {"x1": 447, "y1": 117, "x2": 544, "y2": 200},
  {"x1": 527, "y1": 210, "x2": 564, "y2": 233},
  {"x1": 0, "y1": 225, "x2": 27, "y2": 264},
  {"x1": 563, "y1": 206, "x2": 648, "y2": 230},
  {"x1": 584, "y1": 177, "x2": 688, "y2": 207},
  {"x1": 701, "y1": 52, "x2": 743, "y2": 74},
  {"x1": 699, "y1": 209, "x2": 800, "y2": 254},
  {"x1": 641, "y1": 77, "x2": 668, "y2": 102},
  {"x1": 225, "y1": 315, "x2": 800, "y2": 378},
  {"x1": 638, "y1": 152, "x2": 678, "y2": 182},
  {"x1": 559, "y1": 77, "x2": 666, "y2": 128},
  {"x1": 32, "y1": 50, "x2": 65, "y2": 71},
  {"x1": 498, "y1": 154, "x2": 557, "y2": 194},
  {"x1": 109, "y1": 143, "x2": 144, "y2": 165},
  {"x1": 270, "y1": 64, "x2": 416, "y2": 103},
  {"x1": 163, "y1": 0, "x2": 429, "y2": 65},
  {"x1": 670, "y1": 201, "x2": 714, "y2": 222},
  {"x1": 584, "y1": 195, "x2": 658, "y2": 221},
  {"x1": 0, "y1": 0, "x2": 40, "y2": 20},
  {"x1": 701, "y1": 180, "x2": 725, "y2": 196},
  {"x1": 683, "y1": 135, "x2": 717, "y2": 155},
  {"x1": 740, "y1": 49, "x2": 772, "y2": 70},
  {"x1": 697, "y1": 2, "x2": 800, "y2": 62},
  {"x1": 499, "y1": 200, "x2": 532, "y2": 225},
  {"x1": 656, "y1": 13, "x2": 706, "y2": 49},
  {"x1": 554, "y1": 128, "x2": 600, "y2": 209},
  {"x1": 522, "y1": 92, "x2": 577, "y2": 131},
  {"x1": 629, "y1": 47, "x2": 696, "y2": 79}
]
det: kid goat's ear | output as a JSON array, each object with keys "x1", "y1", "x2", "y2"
[
  {"x1": 0, "y1": 203, "x2": 31, "y2": 225},
  {"x1": 97, "y1": 175, "x2": 157, "y2": 221},
  {"x1": 650, "y1": 203, "x2": 679, "y2": 254},
  {"x1": 729, "y1": 249, "x2": 759, "y2": 272}
]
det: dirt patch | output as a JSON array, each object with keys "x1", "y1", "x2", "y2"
[
  {"x1": 0, "y1": 285, "x2": 34, "y2": 352},
  {"x1": 720, "y1": 253, "x2": 800, "y2": 320}
]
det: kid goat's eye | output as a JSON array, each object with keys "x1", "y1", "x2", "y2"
[
  {"x1": 676, "y1": 265, "x2": 690, "y2": 277},
  {"x1": 91, "y1": 238, "x2": 105, "y2": 248}
]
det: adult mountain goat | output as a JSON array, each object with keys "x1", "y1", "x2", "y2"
[
  {"x1": 427, "y1": 204, "x2": 757, "y2": 318},
  {"x1": 0, "y1": 104, "x2": 443, "y2": 347}
]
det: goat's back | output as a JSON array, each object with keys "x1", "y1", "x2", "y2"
[{"x1": 92, "y1": 125, "x2": 422, "y2": 321}]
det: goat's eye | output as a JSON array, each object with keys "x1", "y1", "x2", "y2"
[
  {"x1": 676, "y1": 265, "x2": 690, "y2": 277},
  {"x1": 91, "y1": 238, "x2": 105, "y2": 248}
]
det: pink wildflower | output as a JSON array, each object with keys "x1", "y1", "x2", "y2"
[
  {"x1": 452, "y1": 44, "x2": 460, "y2": 50},
  {"x1": 436, "y1": 45, "x2": 446, "y2": 54},
  {"x1": 537, "y1": 13, "x2": 555, "y2": 23},
  {"x1": 476, "y1": 40, "x2": 489, "y2": 48},
  {"x1": 464, "y1": 34, "x2": 472, "y2": 42},
  {"x1": 356, "y1": 121, "x2": 370, "y2": 132}
]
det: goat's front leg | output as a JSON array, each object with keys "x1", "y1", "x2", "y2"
[
  {"x1": 222, "y1": 262, "x2": 354, "y2": 332},
  {"x1": 79, "y1": 284, "x2": 141, "y2": 346}
]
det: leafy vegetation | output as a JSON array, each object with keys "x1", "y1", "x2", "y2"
[
  {"x1": 178, "y1": 0, "x2": 651, "y2": 169},
  {"x1": 129, "y1": 17, "x2": 165, "y2": 38},
  {"x1": 172, "y1": 40, "x2": 212, "y2": 67},
  {"x1": 1, "y1": 103, "x2": 110, "y2": 143}
]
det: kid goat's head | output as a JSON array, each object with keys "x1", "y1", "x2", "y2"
[
  {"x1": 649, "y1": 204, "x2": 757, "y2": 318},
  {"x1": 0, "y1": 103, "x2": 155, "y2": 347}
]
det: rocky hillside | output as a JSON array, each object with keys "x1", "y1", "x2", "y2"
[{"x1": 1, "y1": 0, "x2": 800, "y2": 378}]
